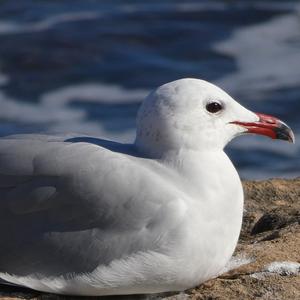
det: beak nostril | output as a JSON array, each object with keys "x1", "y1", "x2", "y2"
[
  {"x1": 265, "y1": 119, "x2": 276, "y2": 124},
  {"x1": 257, "y1": 113, "x2": 276, "y2": 125}
]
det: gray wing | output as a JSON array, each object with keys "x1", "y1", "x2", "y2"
[{"x1": 0, "y1": 134, "x2": 182, "y2": 279}]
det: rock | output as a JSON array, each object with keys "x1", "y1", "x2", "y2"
[
  {"x1": 1, "y1": 178, "x2": 300, "y2": 299},
  {"x1": 250, "y1": 208, "x2": 299, "y2": 240}
]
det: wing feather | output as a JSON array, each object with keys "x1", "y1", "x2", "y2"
[{"x1": 0, "y1": 135, "x2": 183, "y2": 278}]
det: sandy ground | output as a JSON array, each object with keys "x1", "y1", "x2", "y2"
[{"x1": 0, "y1": 178, "x2": 299, "y2": 300}]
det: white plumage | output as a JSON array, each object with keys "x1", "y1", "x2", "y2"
[{"x1": 0, "y1": 78, "x2": 293, "y2": 296}]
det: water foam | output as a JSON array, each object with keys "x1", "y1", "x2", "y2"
[
  {"x1": 41, "y1": 83, "x2": 148, "y2": 107},
  {"x1": 0, "y1": 80, "x2": 147, "y2": 141},
  {"x1": 0, "y1": 12, "x2": 101, "y2": 35},
  {"x1": 214, "y1": 3, "x2": 300, "y2": 98}
]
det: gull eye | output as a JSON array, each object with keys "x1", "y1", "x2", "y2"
[{"x1": 206, "y1": 102, "x2": 223, "y2": 114}]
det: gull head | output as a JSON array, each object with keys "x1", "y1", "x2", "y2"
[{"x1": 135, "y1": 78, "x2": 294, "y2": 157}]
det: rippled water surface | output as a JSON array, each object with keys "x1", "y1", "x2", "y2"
[{"x1": 0, "y1": 0, "x2": 299, "y2": 179}]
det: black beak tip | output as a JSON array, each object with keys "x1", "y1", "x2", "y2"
[{"x1": 275, "y1": 124, "x2": 295, "y2": 144}]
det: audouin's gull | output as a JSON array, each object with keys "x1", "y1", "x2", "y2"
[{"x1": 0, "y1": 79, "x2": 294, "y2": 296}]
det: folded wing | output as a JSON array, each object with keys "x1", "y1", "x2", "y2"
[{"x1": 0, "y1": 135, "x2": 184, "y2": 279}]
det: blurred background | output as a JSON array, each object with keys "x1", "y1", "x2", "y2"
[{"x1": 0, "y1": 0, "x2": 299, "y2": 179}]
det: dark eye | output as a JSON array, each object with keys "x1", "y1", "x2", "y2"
[{"x1": 206, "y1": 102, "x2": 223, "y2": 113}]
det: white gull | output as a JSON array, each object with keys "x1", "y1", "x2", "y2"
[{"x1": 0, "y1": 78, "x2": 294, "y2": 296}]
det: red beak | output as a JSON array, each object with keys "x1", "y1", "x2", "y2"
[{"x1": 230, "y1": 113, "x2": 295, "y2": 143}]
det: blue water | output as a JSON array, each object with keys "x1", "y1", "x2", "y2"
[{"x1": 0, "y1": 0, "x2": 299, "y2": 179}]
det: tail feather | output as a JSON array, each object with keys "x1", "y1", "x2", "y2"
[{"x1": 0, "y1": 278, "x2": 22, "y2": 287}]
